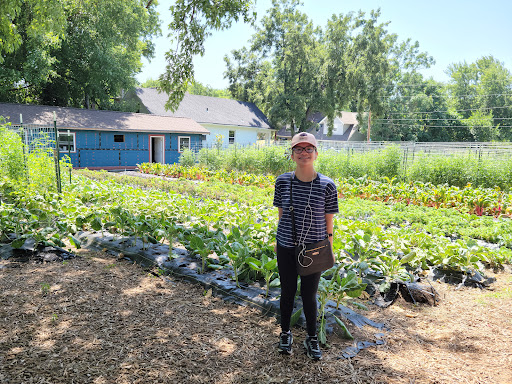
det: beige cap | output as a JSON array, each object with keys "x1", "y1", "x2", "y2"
[{"x1": 291, "y1": 132, "x2": 318, "y2": 148}]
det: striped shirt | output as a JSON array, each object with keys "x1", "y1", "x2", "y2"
[{"x1": 273, "y1": 172, "x2": 339, "y2": 248}]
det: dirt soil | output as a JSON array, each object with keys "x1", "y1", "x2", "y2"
[{"x1": 1, "y1": 249, "x2": 511, "y2": 384}]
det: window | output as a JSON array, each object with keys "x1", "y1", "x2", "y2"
[
  {"x1": 114, "y1": 134, "x2": 125, "y2": 143},
  {"x1": 333, "y1": 120, "x2": 345, "y2": 135},
  {"x1": 58, "y1": 131, "x2": 76, "y2": 153},
  {"x1": 178, "y1": 136, "x2": 191, "y2": 152},
  {"x1": 229, "y1": 130, "x2": 235, "y2": 145}
]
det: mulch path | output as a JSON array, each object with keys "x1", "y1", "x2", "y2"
[{"x1": 1, "y1": 249, "x2": 511, "y2": 384}]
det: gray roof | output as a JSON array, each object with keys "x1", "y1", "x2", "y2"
[
  {"x1": 0, "y1": 103, "x2": 209, "y2": 134},
  {"x1": 135, "y1": 88, "x2": 273, "y2": 130}
]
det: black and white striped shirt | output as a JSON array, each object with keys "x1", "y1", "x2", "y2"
[{"x1": 273, "y1": 172, "x2": 339, "y2": 248}]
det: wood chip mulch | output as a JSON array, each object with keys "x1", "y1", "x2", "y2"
[{"x1": 1, "y1": 249, "x2": 511, "y2": 384}]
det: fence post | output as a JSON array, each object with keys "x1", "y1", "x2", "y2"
[
  {"x1": 67, "y1": 129, "x2": 72, "y2": 184},
  {"x1": 20, "y1": 115, "x2": 30, "y2": 184},
  {"x1": 403, "y1": 146, "x2": 408, "y2": 180},
  {"x1": 53, "y1": 112, "x2": 62, "y2": 193}
]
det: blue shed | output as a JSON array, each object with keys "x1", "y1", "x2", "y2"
[{"x1": 0, "y1": 103, "x2": 210, "y2": 170}]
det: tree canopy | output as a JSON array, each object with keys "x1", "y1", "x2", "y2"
[
  {"x1": 224, "y1": 0, "x2": 424, "y2": 136},
  {"x1": 2, "y1": 0, "x2": 511, "y2": 142},
  {"x1": 0, "y1": 0, "x2": 160, "y2": 108},
  {"x1": 159, "y1": 0, "x2": 255, "y2": 111}
]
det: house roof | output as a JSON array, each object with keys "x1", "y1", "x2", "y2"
[
  {"x1": 277, "y1": 125, "x2": 359, "y2": 142},
  {"x1": 276, "y1": 111, "x2": 361, "y2": 141},
  {"x1": 0, "y1": 103, "x2": 210, "y2": 135},
  {"x1": 134, "y1": 88, "x2": 273, "y2": 130},
  {"x1": 319, "y1": 111, "x2": 358, "y2": 126}
]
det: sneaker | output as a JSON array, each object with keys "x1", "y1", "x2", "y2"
[
  {"x1": 304, "y1": 335, "x2": 322, "y2": 360},
  {"x1": 277, "y1": 331, "x2": 293, "y2": 355}
]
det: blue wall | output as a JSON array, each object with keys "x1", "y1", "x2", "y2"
[{"x1": 59, "y1": 130, "x2": 204, "y2": 168}]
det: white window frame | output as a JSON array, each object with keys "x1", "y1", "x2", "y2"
[
  {"x1": 58, "y1": 131, "x2": 76, "y2": 153},
  {"x1": 228, "y1": 130, "x2": 235, "y2": 145},
  {"x1": 178, "y1": 136, "x2": 191, "y2": 153}
]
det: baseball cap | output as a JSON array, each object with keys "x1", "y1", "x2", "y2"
[{"x1": 291, "y1": 132, "x2": 317, "y2": 148}]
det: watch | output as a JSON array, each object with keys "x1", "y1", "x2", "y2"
[{"x1": 327, "y1": 233, "x2": 333, "y2": 237}]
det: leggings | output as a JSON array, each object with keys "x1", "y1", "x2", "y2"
[{"x1": 276, "y1": 244, "x2": 322, "y2": 337}]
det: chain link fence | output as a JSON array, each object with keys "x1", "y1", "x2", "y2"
[{"x1": 189, "y1": 139, "x2": 512, "y2": 160}]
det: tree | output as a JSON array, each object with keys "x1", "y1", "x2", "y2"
[
  {"x1": 0, "y1": 0, "x2": 66, "y2": 103},
  {"x1": 159, "y1": 0, "x2": 256, "y2": 111},
  {"x1": 187, "y1": 81, "x2": 231, "y2": 98},
  {"x1": 41, "y1": 0, "x2": 160, "y2": 108},
  {"x1": 253, "y1": 0, "x2": 326, "y2": 134},
  {"x1": 225, "y1": 1, "x2": 402, "y2": 137},
  {"x1": 140, "y1": 78, "x2": 162, "y2": 88},
  {"x1": 447, "y1": 56, "x2": 512, "y2": 141},
  {"x1": 0, "y1": 0, "x2": 65, "y2": 61},
  {"x1": 226, "y1": 0, "x2": 330, "y2": 134},
  {"x1": 334, "y1": 9, "x2": 394, "y2": 128},
  {"x1": 0, "y1": 0, "x2": 160, "y2": 108}
]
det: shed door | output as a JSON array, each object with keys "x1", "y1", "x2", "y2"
[{"x1": 150, "y1": 135, "x2": 165, "y2": 164}]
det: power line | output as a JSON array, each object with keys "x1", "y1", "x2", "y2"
[
  {"x1": 378, "y1": 80, "x2": 512, "y2": 88},
  {"x1": 373, "y1": 122, "x2": 512, "y2": 129},
  {"x1": 383, "y1": 105, "x2": 512, "y2": 116},
  {"x1": 373, "y1": 117, "x2": 512, "y2": 122},
  {"x1": 377, "y1": 93, "x2": 512, "y2": 99}
]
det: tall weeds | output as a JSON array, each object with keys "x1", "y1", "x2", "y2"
[{"x1": 191, "y1": 143, "x2": 512, "y2": 190}]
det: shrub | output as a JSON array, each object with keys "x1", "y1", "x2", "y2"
[
  {"x1": 0, "y1": 124, "x2": 26, "y2": 181},
  {"x1": 179, "y1": 148, "x2": 196, "y2": 167},
  {"x1": 197, "y1": 147, "x2": 222, "y2": 170}
]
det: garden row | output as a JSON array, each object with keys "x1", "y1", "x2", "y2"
[
  {"x1": 83, "y1": 169, "x2": 512, "y2": 251},
  {"x1": 3, "y1": 172, "x2": 511, "y2": 286},
  {"x1": 137, "y1": 162, "x2": 512, "y2": 218}
]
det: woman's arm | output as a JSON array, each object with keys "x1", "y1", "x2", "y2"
[
  {"x1": 275, "y1": 208, "x2": 283, "y2": 252},
  {"x1": 325, "y1": 213, "x2": 334, "y2": 246}
]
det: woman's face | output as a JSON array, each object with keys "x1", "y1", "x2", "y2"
[{"x1": 291, "y1": 143, "x2": 318, "y2": 166}]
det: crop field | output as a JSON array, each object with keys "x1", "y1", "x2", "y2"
[{"x1": 1, "y1": 128, "x2": 512, "y2": 383}]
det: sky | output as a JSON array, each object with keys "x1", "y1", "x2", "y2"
[{"x1": 136, "y1": 0, "x2": 512, "y2": 90}]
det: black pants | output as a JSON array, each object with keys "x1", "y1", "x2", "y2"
[{"x1": 276, "y1": 244, "x2": 322, "y2": 337}]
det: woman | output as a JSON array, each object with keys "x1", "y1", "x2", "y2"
[{"x1": 273, "y1": 132, "x2": 339, "y2": 360}]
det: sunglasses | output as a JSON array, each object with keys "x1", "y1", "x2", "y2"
[{"x1": 292, "y1": 146, "x2": 316, "y2": 154}]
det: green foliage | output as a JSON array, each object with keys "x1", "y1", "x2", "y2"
[
  {"x1": 0, "y1": 123, "x2": 26, "y2": 181},
  {"x1": 0, "y1": 1, "x2": 66, "y2": 60},
  {"x1": 447, "y1": 56, "x2": 512, "y2": 141},
  {"x1": 139, "y1": 78, "x2": 161, "y2": 88},
  {"x1": 187, "y1": 81, "x2": 231, "y2": 98},
  {"x1": 197, "y1": 147, "x2": 224, "y2": 170},
  {"x1": 225, "y1": 2, "x2": 413, "y2": 136},
  {"x1": 1, "y1": 0, "x2": 160, "y2": 107},
  {"x1": 197, "y1": 145, "x2": 293, "y2": 175},
  {"x1": 143, "y1": 143, "x2": 512, "y2": 191},
  {"x1": 178, "y1": 148, "x2": 196, "y2": 167},
  {"x1": 0, "y1": 0, "x2": 67, "y2": 103},
  {"x1": 406, "y1": 153, "x2": 512, "y2": 190},
  {"x1": 160, "y1": 0, "x2": 255, "y2": 111},
  {"x1": 78, "y1": 168, "x2": 272, "y2": 206},
  {"x1": 316, "y1": 145, "x2": 403, "y2": 180}
]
